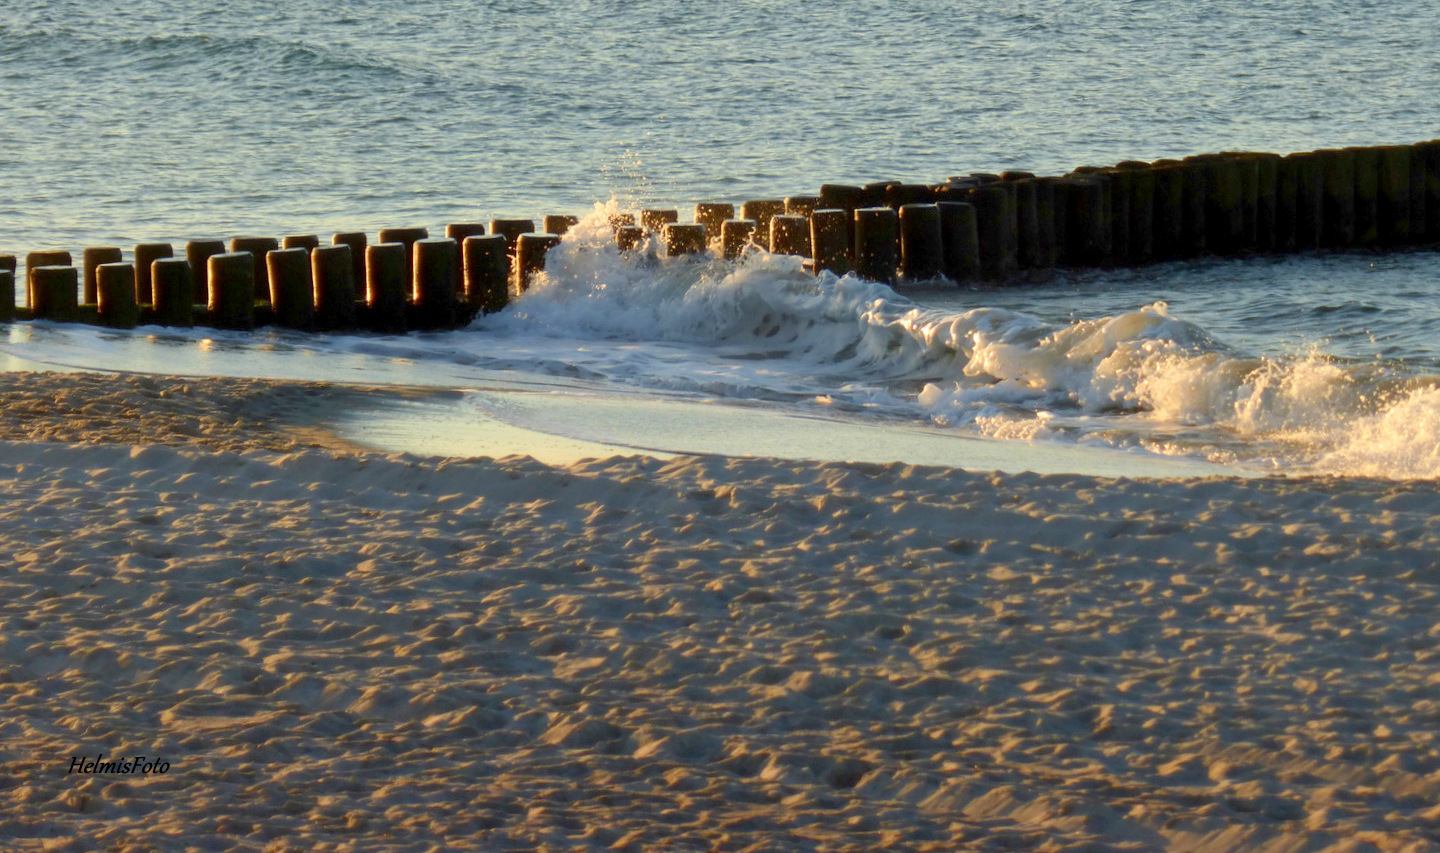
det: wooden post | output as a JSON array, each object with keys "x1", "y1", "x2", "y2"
[
  {"x1": 366, "y1": 243, "x2": 409, "y2": 332},
  {"x1": 1012, "y1": 179, "x2": 1042, "y2": 269},
  {"x1": 542, "y1": 215, "x2": 579, "y2": 236},
  {"x1": 185, "y1": 241, "x2": 226, "y2": 305},
  {"x1": 312, "y1": 244, "x2": 357, "y2": 330},
  {"x1": 639, "y1": 209, "x2": 679, "y2": 233},
  {"x1": 151, "y1": 257, "x2": 194, "y2": 327},
  {"x1": 1063, "y1": 177, "x2": 1109, "y2": 267},
  {"x1": 810, "y1": 209, "x2": 852, "y2": 275},
  {"x1": 853, "y1": 207, "x2": 898, "y2": 284},
  {"x1": 740, "y1": 200, "x2": 785, "y2": 242},
  {"x1": 282, "y1": 234, "x2": 320, "y2": 251},
  {"x1": 82, "y1": 247, "x2": 122, "y2": 304},
  {"x1": 784, "y1": 195, "x2": 824, "y2": 216},
  {"x1": 1252, "y1": 153, "x2": 1281, "y2": 250},
  {"x1": 939, "y1": 202, "x2": 979, "y2": 283},
  {"x1": 1419, "y1": 140, "x2": 1440, "y2": 242},
  {"x1": 515, "y1": 234, "x2": 561, "y2": 293},
  {"x1": 445, "y1": 223, "x2": 489, "y2": 243},
  {"x1": 615, "y1": 225, "x2": 646, "y2": 252},
  {"x1": 97, "y1": 263, "x2": 139, "y2": 329},
  {"x1": 332, "y1": 232, "x2": 368, "y2": 295},
  {"x1": 0, "y1": 270, "x2": 12, "y2": 322},
  {"x1": 898, "y1": 203, "x2": 943, "y2": 282},
  {"x1": 133, "y1": 243, "x2": 173, "y2": 305},
  {"x1": 1288, "y1": 151, "x2": 1324, "y2": 250},
  {"x1": 413, "y1": 237, "x2": 459, "y2": 327},
  {"x1": 885, "y1": 184, "x2": 935, "y2": 209},
  {"x1": 25, "y1": 251, "x2": 71, "y2": 309},
  {"x1": 377, "y1": 227, "x2": 429, "y2": 301},
  {"x1": 1189, "y1": 154, "x2": 1242, "y2": 255},
  {"x1": 971, "y1": 183, "x2": 1019, "y2": 278},
  {"x1": 1275, "y1": 155, "x2": 1298, "y2": 252},
  {"x1": 31, "y1": 266, "x2": 77, "y2": 320},
  {"x1": 1115, "y1": 162, "x2": 1155, "y2": 263},
  {"x1": 769, "y1": 214, "x2": 810, "y2": 256},
  {"x1": 664, "y1": 223, "x2": 707, "y2": 256},
  {"x1": 1377, "y1": 144, "x2": 1412, "y2": 246},
  {"x1": 1319, "y1": 148, "x2": 1356, "y2": 247},
  {"x1": 463, "y1": 235, "x2": 509, "y2": 315},
  {"x1": 1348, "y1": 146, "x2": 1380, "y2": 246},
  {"x1": 1150, "y1": 163, "x2": 1185, "y2": 260},
  {"x1": 1032, "y1": 177, "x2": 1058, "y2": 271},
  {"x1": 229, "y1": 237, "x2": 278, "y2": 302},
  {"x1": 720, "y1": 220, "x2": 756, "y2": 259},
  {"x1": 208, "y1": 252, "x2": 254, "y2": 330},
  {"x1": 267, "y1": 247, "x2": 314, "y2": 329},
  {"x1": 694, "y1": 203, "x2": 735, "y2": 240}
]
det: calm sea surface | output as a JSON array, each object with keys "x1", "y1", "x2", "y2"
[{"x1": 3, "y1": 0, "x2": 1440, "y2": 476}]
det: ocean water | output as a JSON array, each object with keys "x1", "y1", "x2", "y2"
[{"x1": 4, "y1": 0, "x2": 1440, "y2": 478}]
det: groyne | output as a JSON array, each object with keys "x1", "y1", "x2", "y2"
[{"x1": 4, "y1": 141, "x2": 1439, "y2": 334}]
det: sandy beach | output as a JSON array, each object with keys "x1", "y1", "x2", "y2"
[{"x1": 2, "y1": 371, "x2": 1438, "y2": 852}]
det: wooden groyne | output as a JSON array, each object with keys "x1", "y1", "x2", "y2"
[{"x1": 4, "y1": 141, "x2": 1440, "y2": 334}]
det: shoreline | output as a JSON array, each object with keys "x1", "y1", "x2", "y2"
[{"x1": 1, "y1": 370, "x2": 1437, "y2": 850}]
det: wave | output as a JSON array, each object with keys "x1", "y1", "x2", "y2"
[{"x1": 483, "y1": 203, "x2": 1440, "y2": 478}]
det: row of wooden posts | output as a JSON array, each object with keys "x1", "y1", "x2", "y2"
[{"x1": 4, "y1": 140, "x2": 1439, "y2": 333}]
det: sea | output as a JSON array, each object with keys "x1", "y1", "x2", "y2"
[{"x1": 3, "y1": 0, "x2": 1440, "y2": 478}]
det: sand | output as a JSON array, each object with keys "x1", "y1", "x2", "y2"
[{"x1": 1, "y1": 372, "x2": 1437, "y2": 852}]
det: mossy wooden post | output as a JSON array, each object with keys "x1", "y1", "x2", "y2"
[
  {"x1": 25, "y1": 251, "x2": 71, "y2": 309},
  {"x1": 769, "y1": 214, "x2": 810, "y2": 257},
  {"x1": 282, "y1": 234, "x2": 320, "y2": 252},
  {"x1": 1347, "y1": 146, "x2": 1381, "y2": 246},
  {"x1": 185, "y1": 240, "x2": 226, "y2": 305},
  {"x1": 366, "y1": 243, "x2": 408, "y2": 332},
  {"x1": 1012, "y1": 179, "x2": 1041, "y2": 269},
  {"x1": 0, "y1": 270, "x2": 12, "y2": 323},
  {"x1": 413, "y1": 237, "x2": 459, "y2": 327},
  {"x1": 740, "y1": 200, "x2": 785, "y2": 244},
  {"x1": 819, "y1": 184, "x2": 865, "y2": 213},
  {"x1": 82, "y1": 247, "x2": 122, "y2": 304},
  {"x1": 720, "y1": 219, "x2": 755, "y2": 259},
  {"x1": 664, "y1": 223, "x2": 707, "y2": 256},
  {"x1": 1289, "y1": 152, "x2": 1324, "y2": 249},
  {"x1": 312, "y1": 244, "x2": 356, "y2": 330},
  {"x1": 898, "y1": 203, "x2": 943, "y2": 282},
  {"x1": 377, "y1": 227, "x2": 429, "y2": 303},
  {"x1": 1318, "y1": 148, "x2": 1356, "y2": 248},
  {"x1": 1115, "y1": 162, "x2": 1155, "y2": 263},
  {"x1": 133, "y1": 243, "x2": 173, "y2": 306},
  {"x1": 332, "y1": 232, "x2": 368, "y2": 293},
  {"x1": 208, "y1": 252, "x2": 254, "y2": 330},
  {"x1": 463, "y1": 234, "x2": 509, "y2": 315},
  {"x1": 938, "y1": 201, "x2": 980, "y2": 283},
  {"x1": 515, "y1": 233, "x2": 561, "y2": 293},
  {"x1": 267, "y1": 247, "x2": 314, "y2": 329},
  {"x1": 810, "y1": 209, "x2": 852, "y2": 275},
  {"x1": 639, "y1": 209, "x2": 679, "y2": 233},
  {"x1": 229, "y1": 237, "x2": 278, "y2": 302},
  {"x1": 853, "y1": 207, "x2": 898, "y2": 284},
  {"x1": 694, "y1": 203, "x2": 735, "y2": 240},
  {"x1": 151, "y1": 257, "x2": 194, "y2": 327},
  {"x1": 615, "y1": 224, "x2": 645, "y2": 251},
  {"x1": 97, "y1": 263, "x2": 139, "y2": 329},
  {"x1": 1377, "y1": 144, "x2": 1412, "y2": 246}
]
